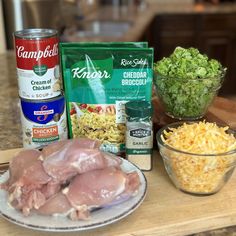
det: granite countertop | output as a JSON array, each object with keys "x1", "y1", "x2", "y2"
[
  {"x1": 0, "y1": 51, "x2": 22, "y2": 150},
  {"x1": 62, "y1": 1, "x2": 236, "y2": 43},
  {"x1": 62, "y1": 4, "x2": 154, "y2": 42}
]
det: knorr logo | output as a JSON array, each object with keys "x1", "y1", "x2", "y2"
[
  {"x1": 72, "y1": 67, "x2": 110, "y2": 79},
  {"x1": 71, "y1": 57, "x2": 113, "y2": 85}
]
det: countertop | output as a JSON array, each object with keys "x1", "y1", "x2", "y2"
[
  {"x1": 0, "y1": 51, "x2": 21, "y2": 149},
  {"x1": 146, "y1": 0, "x2": 236, "y2": 15},
  {"x1": 61, "y1": 1, "x2": 236, "y2": 43},
  {"x1": 0, "y1": 51, "x2": 236, "y2": 235},
  {"x1": 0, "y1": 148, "x2": 236, "y2": 236}
]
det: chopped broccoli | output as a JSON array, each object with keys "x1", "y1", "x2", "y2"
[{"x1": 154, "y1": 47, "x2": 226, "y2": 119}]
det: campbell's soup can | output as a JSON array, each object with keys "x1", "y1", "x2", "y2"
[
  {"x1": 20, "y1": 95, "x2": 68, "y2": 149},
  {"x1": 14, "y1": 28, "x2": 61, "y2": 100}
]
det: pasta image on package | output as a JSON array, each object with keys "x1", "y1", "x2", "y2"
[{"x1": 60, "y1": 42, "x2": 153, "y2": 154}]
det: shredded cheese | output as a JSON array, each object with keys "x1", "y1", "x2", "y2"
[
  {"x1": 160, "y1": 121, "x2": 236, "y2": 194},
  {"x1": 163, "y1": 121, "x2": 236, "y2": 154}
]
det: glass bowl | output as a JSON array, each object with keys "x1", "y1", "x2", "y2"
[
  {"x1": 156, "y1": 122, "x2": 236, "y2": 195},
  {"x1": 153, "y1": 73, "x2": 225, "y2": 120}
]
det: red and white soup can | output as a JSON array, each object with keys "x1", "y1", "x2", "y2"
[{"x1": 14, "y1": 28, "x2": 61, "y2": 100}]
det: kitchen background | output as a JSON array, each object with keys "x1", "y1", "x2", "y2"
[
  {"x1": 0, "y1": 1, "x2": 236, "y2": 235},
  {"x1": 0, "y1": 0, "x2": 236, "y2": 97}
]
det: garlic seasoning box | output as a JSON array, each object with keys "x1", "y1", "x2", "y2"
[{"x1": 125, "y1": 100, "x2": 153, "y2": 171}]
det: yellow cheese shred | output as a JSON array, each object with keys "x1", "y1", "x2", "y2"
[{"x1": 162, "y1": 121, "x2": 236, "y2": 154}]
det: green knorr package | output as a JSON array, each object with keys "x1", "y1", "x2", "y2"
[
  {"x1": 60, "y1": 41, "x2": 148, "y2": 48},
  {"x1": 60, "y1": 42, "x2": 153, "y2": 154}
]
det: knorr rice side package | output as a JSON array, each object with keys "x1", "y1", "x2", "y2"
[
  {"x1": 61, "y1": 41, "x2": 149, "y2": 48},
  {"x1": 60, "y1": 42, "x2": 153, "y2": 155}
]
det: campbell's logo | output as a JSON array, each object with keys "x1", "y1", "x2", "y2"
[
  {"x1": 15, "y1": 37, "x2": 59, "y2": 70},
  {"x1": 16, "y1": 44, "x2": 58, "y2": 61}
]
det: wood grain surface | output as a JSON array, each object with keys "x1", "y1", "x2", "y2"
[
  {"x1": 152, "y1": 96, "x2": 236, "y2": 149},
  {"x1": 0, "y1": 149, "x2": 236, "y2": 236},
  {"x1": 153, "y1": 96, "x2": 236, "y2": 129}
]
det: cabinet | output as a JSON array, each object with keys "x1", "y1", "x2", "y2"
[
  {"x1": 151, "y1": 13, "x2": 236, "y2": 96},
  {"x1": 0, "y1": 1, "x2": 6, "y2": 53},
  {"x1": 152, "y1": 15, "x2": 198, "y2": 60}
]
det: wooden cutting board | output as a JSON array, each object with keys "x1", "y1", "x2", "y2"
[
  {"x1": 0, "y1": 149, "x2": 236, "y2": 236},
  {"x1": 152, "y1": 96, "x2": 236, "y2": 148},
  {"x1": 152, "y1": 96, "x2": 236, "y2": 129}
]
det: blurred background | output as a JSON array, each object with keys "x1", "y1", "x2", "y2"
[{"x1": 0, "y1": 0, "x2": 236, "y2": 97}]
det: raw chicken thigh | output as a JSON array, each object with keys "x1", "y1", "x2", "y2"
[
  {"x1": 41, "y1": 138, "x2": 101, "y2": 158},
  {"x1": 37, "y1": 167, "x2": 140, "y2": 220},
  {"x1": 1, "y1": 149, "x2": 52, "y2": 215},
  {"x1": 65, "y1": 167, "x2": 139, "y2": 208},
  {"x1": 0, "y1": 138, "x2": 141, "y2": 220},
  {"x1": 4, "y1": 149, "x2": 42, "y2": 187},
  {"x1": 42, "y1": 138, "x2": 122, "y2": 183}
]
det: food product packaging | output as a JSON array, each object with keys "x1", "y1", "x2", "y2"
[{"x1": 60, "y1": 42, "x2": 153, "y2": 155}]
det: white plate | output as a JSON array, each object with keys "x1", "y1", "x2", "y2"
[{"x1": 0, "y1": 159, "x2": 147, "y2": 232}]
